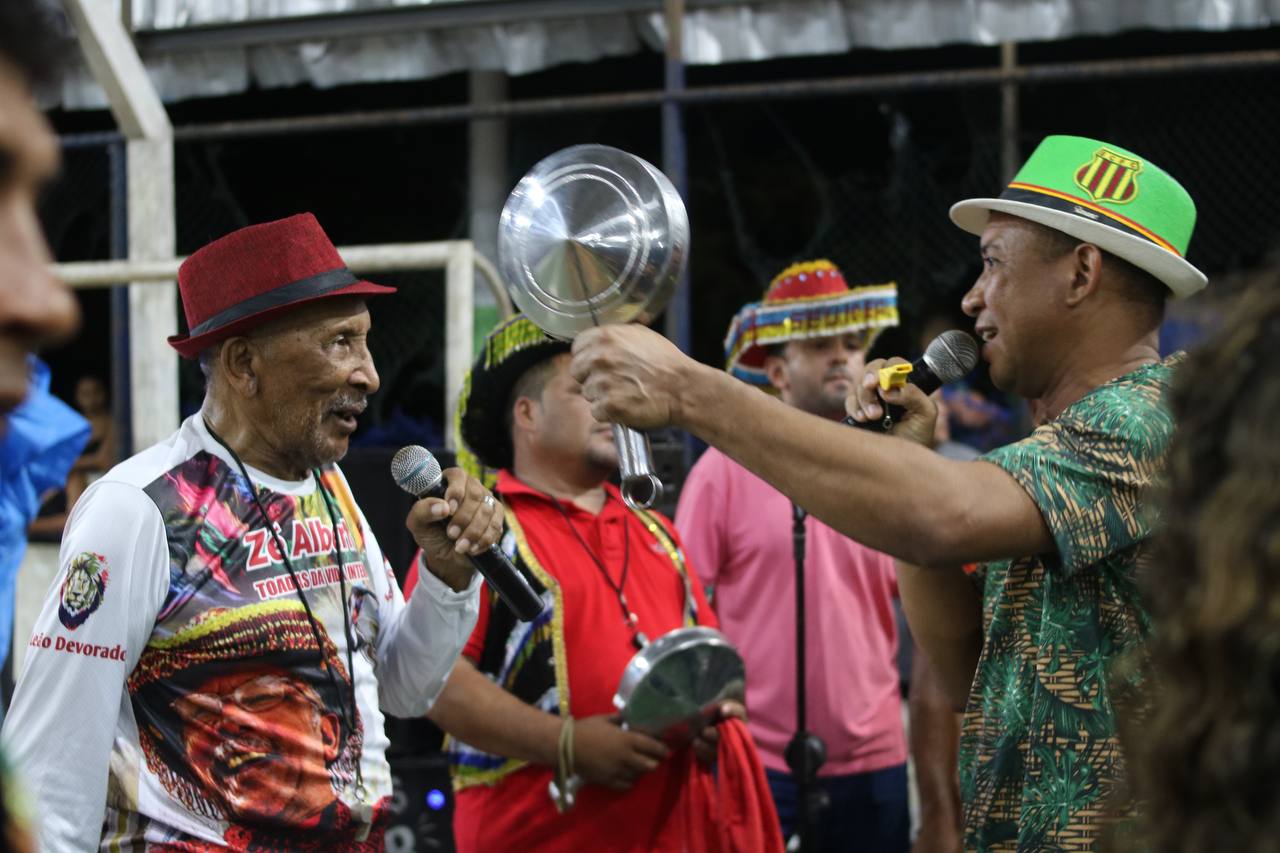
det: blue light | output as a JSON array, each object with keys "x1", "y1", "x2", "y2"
[{"x1": 426, "y1": 789, "x2": 446, "y2": 811}]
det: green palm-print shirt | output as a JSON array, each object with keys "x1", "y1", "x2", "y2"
[{"x1": 959, "y1": 354, "x2": 1180, "y2": 852}]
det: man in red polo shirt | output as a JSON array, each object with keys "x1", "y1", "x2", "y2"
[{"x1": 404, "y1": 316, "x2": 781, "y2": 852}]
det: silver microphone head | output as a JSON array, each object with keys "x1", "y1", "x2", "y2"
[
  {"x1": 391, "y1": 445, "x2": 443, "y2": 497},
  {"x1": 922, "y1": 330, "x2": 980, "y2": 384}
]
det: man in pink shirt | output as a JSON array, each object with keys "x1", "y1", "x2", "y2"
[{"x1": 677, "y1": 261, "x2": 960, "y2": 853}]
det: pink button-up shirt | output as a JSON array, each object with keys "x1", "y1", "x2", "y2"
[{"x1": 675, "y1": 447, "x2": 907, "y2": 777}]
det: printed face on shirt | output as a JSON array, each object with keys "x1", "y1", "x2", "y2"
[
  {"x1": 245, "y1": 296, "x2": 379, "y2": 475},
  {"x1": 172, "y1": 666, "x2": 342, "y2": 827},
  {"x1": 522, "y1": 352, "x2": 619, "y2": 475},
  {"x1": 0, "y1": 58, "x2": 79, "y2": 416},
  {"x1": 765, "y1": 332, "x2": 868, "y2": 420}
]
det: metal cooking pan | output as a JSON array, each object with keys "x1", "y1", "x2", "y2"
[
  {"x1": 547, "y1": 626, "x2": 744, "y2": 811},
  {"x1": 613, "y1": 626, "x2": 746, "y2": 746},
  {"x1": 498, "y1": 144, "x2": 689, "y2": 509}
]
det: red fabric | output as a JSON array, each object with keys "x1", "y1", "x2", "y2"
[
  {"x1": 402, "y1": 555, "x2": 421, "y2": 600},
  {"x1": 419, "y1": 470, "x2": 748, "y2": 852},
  {"x1": 682, "y1": 719, "x2": 786, "y2": 853}
]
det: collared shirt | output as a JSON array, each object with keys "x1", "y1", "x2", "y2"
[
  {"x1": 676, "y1": 447, "x2": 906, "y2": 778},
  {"x1": 960, "y1": 355, "x2": 1180, "y2": 852},
  {"x1": 420, "y1": 470, "x2": 719, "y2": 853}
]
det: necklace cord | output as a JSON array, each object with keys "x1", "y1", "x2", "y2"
[
  {"x1": 202, "y1": 419, "x2": 364, "y2": 797},
  {"x1": 550, "y1": 495, "x2": 641, "y2": 647}
]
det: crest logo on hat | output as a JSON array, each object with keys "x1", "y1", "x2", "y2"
[
  {"x1": 59, "y1": 552, "x2": 110, "y2": 630},
  {"x1": 1074, "y1": 148, "x2": 1143, "y2": 205}
]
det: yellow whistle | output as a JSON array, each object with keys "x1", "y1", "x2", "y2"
[{"x1": 878, "y1": 363, "x2": 913, "y2": 392}]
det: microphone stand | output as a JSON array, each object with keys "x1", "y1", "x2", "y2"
[{"x1": 784, "y1": 503, "x2": 827, "y2": 851}]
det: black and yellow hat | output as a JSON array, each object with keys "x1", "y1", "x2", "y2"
[{"x1": 457, "y1": 315, "x2": 569, "y2": 474}]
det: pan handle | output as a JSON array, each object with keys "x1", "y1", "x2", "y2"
[{"x1": 612, "y1": 424, "x2": 664, "y2": 509}]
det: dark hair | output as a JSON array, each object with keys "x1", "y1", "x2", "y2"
[
  {"x1": 503, "y1": 355, "x2": 562, "y2": 441},
  {"x1": 1032, "y1": 223, "x2": 1166, "y2": 322},
  {"x1": 0, "y1": 0, "x2": 70, "y2": 89},
  {"x1": 1121, "y1": 277, "x2": 1280, "y2": 851}
]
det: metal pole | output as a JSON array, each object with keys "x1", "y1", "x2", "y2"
[
  {"x1": 69, "y1": 48, "x2": 1276, "y2": 145},
  {"x1": 785, "y1": 503, "x2": 827, "y2": 850},
  {"x1": 468, "y1": 71, "x2": 508, "y2": 277},
  {"x1": 1000, "y1": 42, "x2": 1019, "y2": 184},
  {"x1": 444, "y1": 242, "x2": 474, "y2": 450},
  {"x1": 660, "y1": 0, "x2": 697, "y2": 472},
  {"x1": 469, "y1": 70, "x2": 510, "y2": 352},
  {"x1": 661, "y1": 0, "x2": 690, "y2": 352},
  {"x1": 107, "y1": 141, "x2": 133, "y2": 458},
  {"x1": 794, "y1": 504, "x2": 811, "y2": 850},
  {"x1": 64, "y1": 0, "x2": 179, "y2": 453}
]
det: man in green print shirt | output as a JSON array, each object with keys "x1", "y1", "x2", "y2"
[{"x1": 567, "y1": 135, "x2": 1206, "y2": 850}]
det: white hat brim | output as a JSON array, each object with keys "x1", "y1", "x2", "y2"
[{"x1": 949, "y1": 198, "x2": 1207, "y2": 299}]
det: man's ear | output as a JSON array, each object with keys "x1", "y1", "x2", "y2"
[
  {"x1": 1065, "y1": 243, "x2": 1104, "y2": 308},
  {"x1": 763, "y1": 355, "x2": 789, "y2": 395},
  {"x1": 512, "y1": 395, "x2": 539, "y2": 433},
  {"x1": 219, "y1": 337, "x2": 260, "y2": 397}
]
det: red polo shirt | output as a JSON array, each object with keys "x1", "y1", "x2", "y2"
[{"x1": 405, "y1": 471, "x2": 719, "y2": 852}]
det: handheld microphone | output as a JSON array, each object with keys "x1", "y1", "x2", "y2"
[
  {"x1": 391, "y1": 446, "x2": 545, "y2": 622},
  {"x1": 845, "y1": 330, "x2": 980, "y2": 432}
]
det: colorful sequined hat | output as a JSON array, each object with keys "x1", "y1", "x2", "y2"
[
  {"x1": 458, "y1": 315, "x2": 570, "y2": 474},
  {"x1": 950, "y1": 135, "x2": 1206, "y2": 298},
  {"x1": 724, "y1": 260, "x2": 899, "y2": 386}
]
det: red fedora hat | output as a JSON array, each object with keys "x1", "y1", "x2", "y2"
[{"x1": 168, "y1": 213, "x2": 396, "y2": 358}]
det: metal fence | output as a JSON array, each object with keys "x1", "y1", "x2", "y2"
[{"x1": 40, "y1": 41, "x2": 1280, "y2": 498}]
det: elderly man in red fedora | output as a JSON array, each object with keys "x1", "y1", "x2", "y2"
[{"x1": 2, "y1": 213, "x2": 501, "y2": 850}]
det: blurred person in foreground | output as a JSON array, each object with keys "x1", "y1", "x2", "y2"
[
  {"x1": 570, "y1": 136, "x2": 1207, "y2": 849},
  {"x1": 2, "y1": 213, "x2": 498, "y2": 850},
  {"x1": 0, "y1": 1, "x2": 83, "y2": 850},
  {"x1": 1120, "y1": 278, "x2": 1280, "y2": 852},
  {"x1": 405, "y1": 316, "x2": 782, "y2": 852},
  {"x1": 676, "y1": 261, "x2": 961, "y2": 852},
  {"x1": 0, "y1": 1, "x2": 79, "y2": 404}
]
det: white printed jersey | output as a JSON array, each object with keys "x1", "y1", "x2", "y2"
[{"x1": 2, "y1": 415, "x2": 479, "y2": 851}]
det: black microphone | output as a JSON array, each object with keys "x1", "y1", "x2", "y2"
[
  {"x1": 845, "y1": 330, "x2": 980, "y2": 432},
  {"x1": 391, "y1": 445, "x2": 545, "y2": 622}
]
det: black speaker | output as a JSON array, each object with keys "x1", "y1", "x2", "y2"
[
  {"x1": 341, "y1": 446, "x2": 457, "y2": 583},
  {"x1": 385, "y1": 754, "x2": 456, "y2": 852},
  {"x1": 384, "y1": 714, "x2": 455, "y2": 851}
]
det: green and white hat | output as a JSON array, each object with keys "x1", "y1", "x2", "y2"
[{"x1": 950, "y1": 135, "x2": 1206, "y2": 298}]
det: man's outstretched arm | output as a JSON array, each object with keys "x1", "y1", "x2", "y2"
[{"x1": 570, "y1": 325, "x2": 1050, "y2": 568}]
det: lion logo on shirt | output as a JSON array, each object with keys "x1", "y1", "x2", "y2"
[{"x1": 59, "y1": 552, "x2": 110, "y2": 630}]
